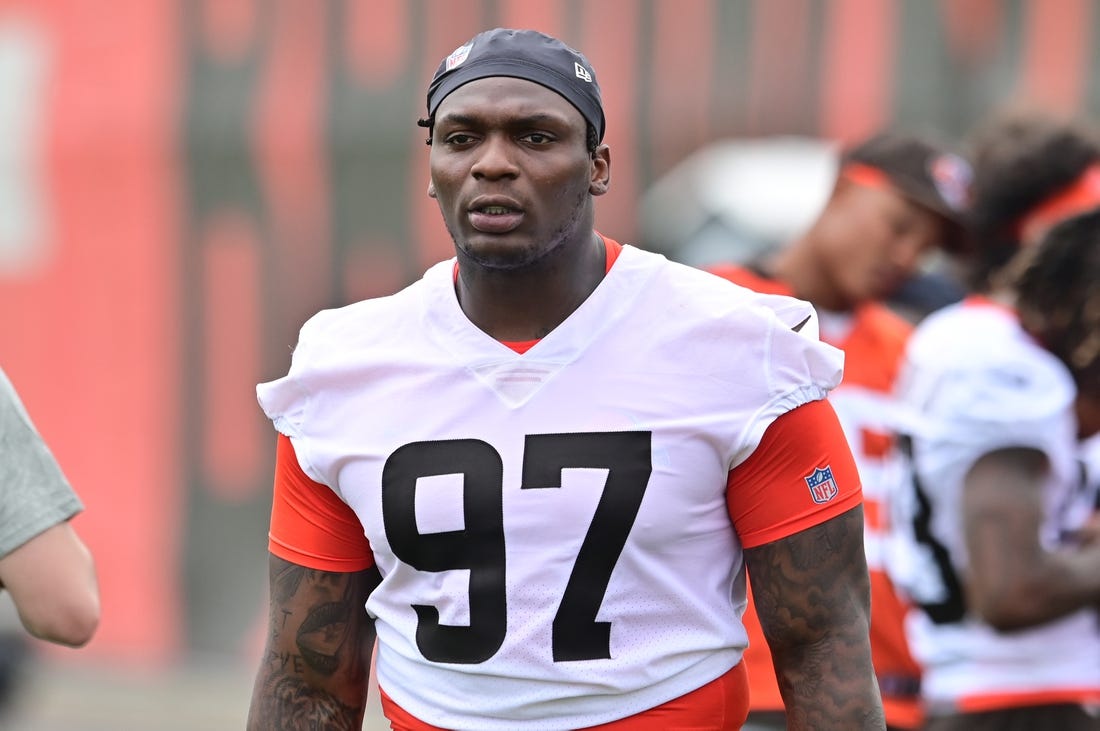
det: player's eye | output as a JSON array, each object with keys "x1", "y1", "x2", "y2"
[
  {"x1": 522, "y1": 132, "x2": 553, "y2": 145},
  {"x1": 444, "y1": 133, "x2": 477, "y2": 145}
]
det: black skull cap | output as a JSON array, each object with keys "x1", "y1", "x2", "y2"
[{"x1": 426, "y1": 28, "x2": 605, "y2": 142}]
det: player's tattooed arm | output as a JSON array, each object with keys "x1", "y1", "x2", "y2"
[
  {"x1": 745, "y1": 505, "x2": 885, "y2": 730},
  {"x1": 246, "y1": 554, "x2": 382, "y2": 731},
  {"x1": 963, "y1": 446, "x2": 1100, "y2": 629}
]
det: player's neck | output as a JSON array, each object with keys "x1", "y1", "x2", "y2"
[
  {"x1": 455, "y1": 231, "x2": 607, "y2": 342},
  {"x1": 769, "y1": 239, "x2": 855, "y2": 313}
]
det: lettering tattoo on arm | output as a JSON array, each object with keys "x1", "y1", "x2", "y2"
[
  {"x1": 247, "y1": 555, "x2": 381, "y2": 731},
  {"x1": 744, "y1": 505, "x2": 886, "y2": 730}
]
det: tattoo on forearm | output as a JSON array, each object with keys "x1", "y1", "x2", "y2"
[
  {"x1": 745, "y1": 506, "x2": 885, "y2": 730},
  {"x1": 258, "y1": 673, "x2": 362, "y2": 729}
]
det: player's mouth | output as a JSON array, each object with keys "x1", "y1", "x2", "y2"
[{"x1": 468, "y1": 198, "x2": 525, "y2": 234}]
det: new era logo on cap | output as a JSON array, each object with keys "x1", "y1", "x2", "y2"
[{"x1": 575, "y1": 62, "x2": 592, "y2": 83}]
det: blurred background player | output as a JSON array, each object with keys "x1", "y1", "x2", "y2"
[
  {"x1": 887, "y1": 107, "x2": 1100, "y2": 730},
  {"x1": 706, "y1": 132, "x2": 972, "y2": 730},
  {"x1": 0, "y1": 366, "x2": 100, "y2": 719},
  {"x1": 638, "y1": 135, "x2": 968, "y2": 325}
]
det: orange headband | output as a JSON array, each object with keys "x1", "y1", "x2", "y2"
[
  {"x1": 840, "y1": 162, "x2": 894, "y2": 192},
  {"x1": 840, "y1": 161, "x2": 965, "y2": 249},
  {"x1": 1016, "y1": 163, "x2": 1100, "y2": 246}
]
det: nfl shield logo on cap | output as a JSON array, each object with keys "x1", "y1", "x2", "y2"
[
  {"x1": 445, "y1": 42, "x2": 473, "y2": 71},
  {"x1": 929, "y1": 153, "x2": 972, "y2": 212},
  {"x1": 804, "y1": 466, "x2": 839, "y2": 504}
]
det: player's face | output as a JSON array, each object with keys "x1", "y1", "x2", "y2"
[
  {"x1": 428, "y1": 77, "x2": 609, "y2": 270},
  {"x1": 819, "y1": 183, "x2": 945, "y2": 306}
]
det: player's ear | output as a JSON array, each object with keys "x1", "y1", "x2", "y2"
[
  {"x1": 589, "y1": 144, "x2": 610, "y2": 196},
  {"x1": 427, "y1": 181, "x2": 437, "y2": 198}
]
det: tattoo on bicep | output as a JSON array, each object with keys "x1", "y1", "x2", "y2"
[
  {"x1": 294, "y1": 572, "x2": 363, "y2": 677},
  {"x1": 748, "y1": 510, "x2": 865, "y2": 636},
  {"x1": 273, "y1": 561, "x2": 306, "y2": 603},
  {"x1": 282, "y1": 567, "x2": 369, "y2": 677}
]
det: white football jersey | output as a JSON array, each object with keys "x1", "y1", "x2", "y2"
[
  {"x1": 887, "y1": 300, "x2": 1100, "y2": 710},
  {"x1": 257, "y1": 245, "x2": 844, "y2": 730}
]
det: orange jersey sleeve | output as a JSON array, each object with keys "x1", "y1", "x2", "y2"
[
  {"x1": 268, "y1": 433, "x2": 375, "y2": 571},
  {"x1": 727, "y1": 398, "x2": 862, "y2": 549}
]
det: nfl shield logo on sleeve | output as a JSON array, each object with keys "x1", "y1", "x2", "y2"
[{"x1": 804, "y1": 466, "x2": 839, "y2": 504}]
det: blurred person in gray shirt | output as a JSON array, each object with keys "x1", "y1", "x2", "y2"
[{"x1": 0, "y1": 365, "x2": 99, "y2": 648}]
